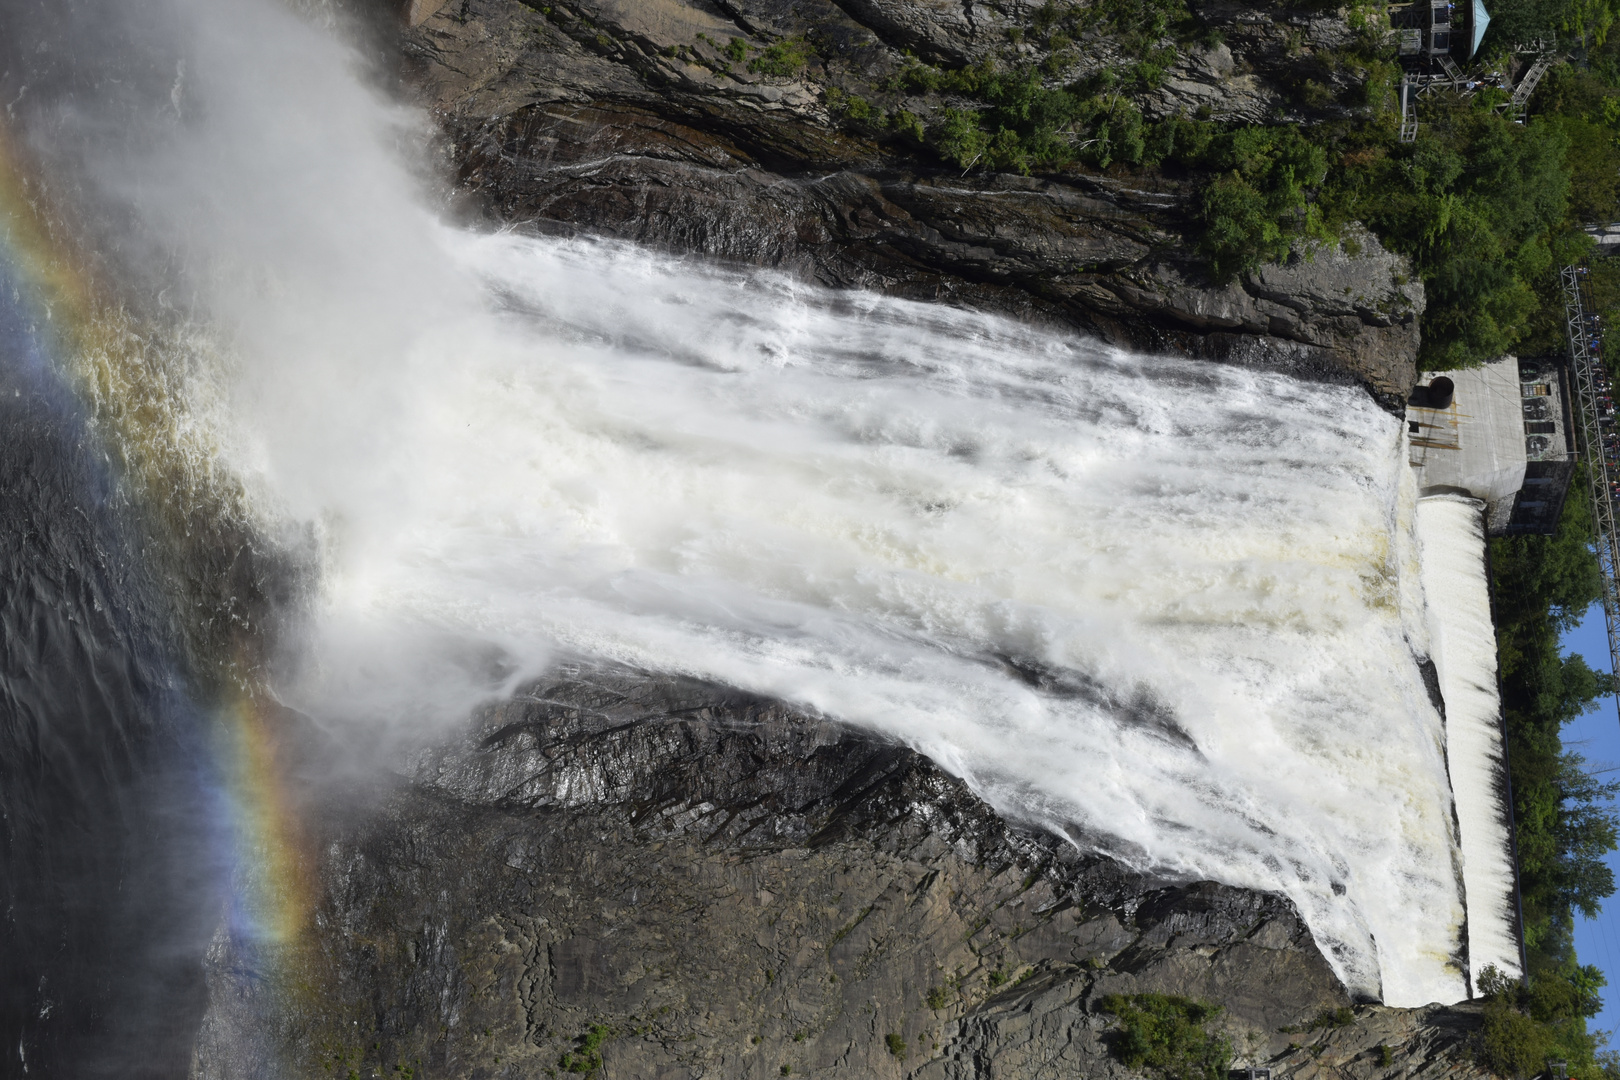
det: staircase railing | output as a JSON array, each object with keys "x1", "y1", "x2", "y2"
[{"x1": 1502, "y1": 54, "x2": 1556, "y2": 115}]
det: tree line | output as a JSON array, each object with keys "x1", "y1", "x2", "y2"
[{"x1": 1489, "y1": 481, "x2": 1620, "y2": 1078}]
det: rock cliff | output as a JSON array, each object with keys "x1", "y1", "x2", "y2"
[
  {"x1": 387, "y1": 0, "x2": 1425, "y2": 404},
  {"x1": 192, "y1": 668, "x2": 1490, "y2": 1080}
]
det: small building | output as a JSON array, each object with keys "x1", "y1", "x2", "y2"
[
  {"x1": 1391, "y1": 0, "x2": 1490, "y2": 60},
  {"x1": 1407, "y1": 356, "x2": 1576, "y2": 534},
  {"x1": 1507, "y1": 358, "x2": 1579, "y2": 534}
]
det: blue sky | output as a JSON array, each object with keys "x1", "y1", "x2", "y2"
[{"x1": 1556, "y1": 605, "x2": 1620, "y2": 1040}]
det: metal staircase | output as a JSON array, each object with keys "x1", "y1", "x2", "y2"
[
  {"x1": 1503, "y1": 53, "x2": 1556, "y2": 115},
  {"x1": 1400, "y1": 75, "x2": 1419, "y2": 141},
  {"x1": 1402, "y1": 40, "x2": 1559, "y2": 128}
]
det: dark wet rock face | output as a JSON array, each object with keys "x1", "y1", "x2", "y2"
[
  {"x1": 392, "y1": 0, "x2": 1424, "y2": 404},
  {"x1": 193, "y1": 668, "x2": 1486, "y2": 1080}
]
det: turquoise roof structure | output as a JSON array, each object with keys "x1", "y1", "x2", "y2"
[{"x1": 1470, "y1": 0, "x2": 1491, "y2": 56}]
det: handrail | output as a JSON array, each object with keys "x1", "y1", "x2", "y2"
[
  {"x1": 1503, "y1": 54, "x2": 1556, "y2": 114},
  {"x1": 1402, "y1": 38, "x2": 1556, "y2": 119}
]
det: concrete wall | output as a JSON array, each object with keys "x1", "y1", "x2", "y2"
[{"x1": 1409, "y1": 358, "x2": 1528, "y2": 531}]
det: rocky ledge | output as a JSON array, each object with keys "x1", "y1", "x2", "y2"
[
  {"x1": 192, "y1": 667, "x2": 1488, "y2": 1079},
  {"x1": 381, "y1": 0, "x2": 1425, "y2": 404}
]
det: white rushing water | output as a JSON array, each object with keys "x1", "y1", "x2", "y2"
[
  {"x1": 1417, "y1": 495, "x2": 1522, "y2": 986},
  {"x1": 30, "y1": 0, "x2": 1479, "y2": 1008},
  {"x1": 211, "y1": 229, "x2": 1462, "y2": 1005}
]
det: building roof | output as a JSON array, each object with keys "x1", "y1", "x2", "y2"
[{"x1": 1470, "y1": 0, "x2": 1491, "y2": 56}]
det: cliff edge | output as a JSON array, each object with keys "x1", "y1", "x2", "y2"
[
  {"x1": 192, "y1": 668, "x2": 1490, "y2": 1079},
  {"x1": 391, "y1": 0, "x2": 1425, "y2": 404}
]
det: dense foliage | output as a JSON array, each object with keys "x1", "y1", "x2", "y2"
[
  {"x1": 1345, "y1": 104, "x2": 1575, "y2": 366},
  {"x1": 1488, "y1": 486, "x2": 1620, "y2": 1078},
  {"x1": 816, "y1": 0, "x2": 1620, "y2": 366},
  {"x1": 1098, "y1": 994, "x2": 1232, "y2": 1080},
  {"x1": 1479, "y1": 962, "x2": 1604, "y2": 1079},
  {"x1": 1196, "y1": 126, "x2": 1332, "y2": 281},
  {"x1": 1493, "y1": 483, "x2": 1615, "y2": 934}
]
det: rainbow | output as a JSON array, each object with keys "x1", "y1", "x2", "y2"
[
  {"x1": 213, "y1": 691, "x2": 318, "y2": 953},
  {"x1": 0, "y1": 115, "x2": 317, "y2": 991}
]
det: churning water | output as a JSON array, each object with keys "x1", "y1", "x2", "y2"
[{"x1": 0, "y1": 0, "x2": 1487, "y2": 1041}]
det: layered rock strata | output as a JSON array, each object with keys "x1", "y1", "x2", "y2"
[
  {"x1": 387, "y1": 0, "x2": 1425, "y2": 403},
  {"x1": 192, "y1": 668, "x2": 1489, "y2": 1080}
]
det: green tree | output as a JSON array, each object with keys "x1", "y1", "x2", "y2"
[
  {"x1": 1196, "y1": 126, "x2": 1330, "y2": 281},
  {"x1": 1350, "y1": 104, "x2": 1570, "y2": 366},
  {"x1": 1491, "y1": 486, "x2": 1619, "y2": 1007},
  {"x1": 1552, "y1": 754, "x2": 1620, "y2": 919}
]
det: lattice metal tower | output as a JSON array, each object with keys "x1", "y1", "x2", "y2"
[{"x1": 1559, "y1": 263, "x2": 1620, "y2": 717}]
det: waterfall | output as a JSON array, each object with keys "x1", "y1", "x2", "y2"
[
  {"x1": 1418, "y1": 495, "x2": 1523, "y2": 987},
  {"x1": 0, "y1": 0, "x2": 1484, "y2": 1024},
  {"x1": 231, "y1": 229, "x2": 1457, "y2": 1004}
]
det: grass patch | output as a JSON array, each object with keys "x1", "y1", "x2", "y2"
[
  {"x1": 748, "y1": 35, "x2": 814, "y2": 77},
  {"x1": 829, "y1": 905, "x2": 874, "y2": 947},
  {"x1": 1308, "y1": 1006, "x2": 1355, "y2": 1030}
]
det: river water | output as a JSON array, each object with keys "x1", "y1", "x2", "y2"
[{"x1": 0, "y1": 255, "x2": 218, "y2": 1077}]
